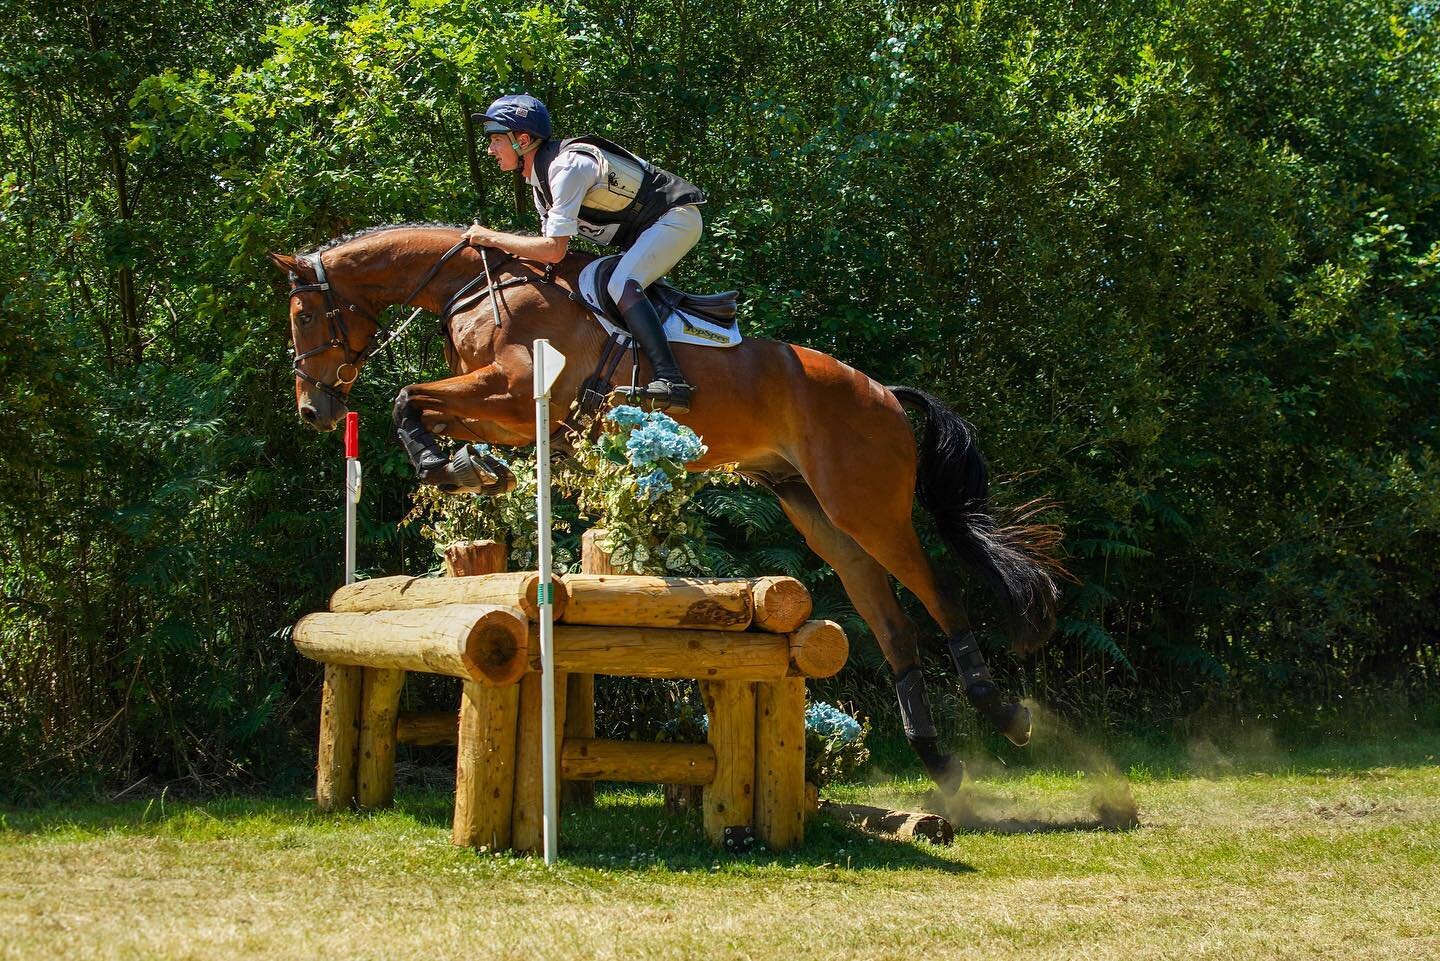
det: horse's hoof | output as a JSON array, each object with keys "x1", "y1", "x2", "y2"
[
  {"x1": 909, "y1": 736, "x2": 966, "y2": 793},
  {"x1": 423, "y1": 445, "x2": 516, "y2": 495},
  {"x1": 1002, "y1": 702, "x2": 1032, "y2": 747},
  {"x1": 967, "y1": 683, "x2": 1032, "y2": 747}
]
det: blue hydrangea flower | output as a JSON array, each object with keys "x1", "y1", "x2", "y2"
[
  {"x1": 806, "y1": 701, "x2": 863, "y2": 742},
  {"x1": 605, "y1": 405, "x2": 648, "y2": 429},
  {"x1": 625, "y1": 418, "x2": 705, "y2": 469},
  {"x1": 634, "y1": 468, "x2": 674, "y2": 501}
]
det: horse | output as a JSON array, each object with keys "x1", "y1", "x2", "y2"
[{"x1": 268, "y1": 224, "x2": 1064, "y2": 785}]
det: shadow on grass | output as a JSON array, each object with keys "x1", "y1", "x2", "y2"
[
  {"x1": 547, "y1": 790, "x2": 976, "y2": 873},
  {"x1": 0, "y1": 787, "x2": 974, "y2": 873}
]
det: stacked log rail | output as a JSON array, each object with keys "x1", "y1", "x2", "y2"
[{"x1": 291, "y1": 565, "x2": 847, "y2": 853}]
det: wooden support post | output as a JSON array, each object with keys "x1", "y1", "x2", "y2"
[
  {"x1": 754, "y1": 676, "x2": 806, "y2": 850},
  {"x1": 563, "y1": 528, "x2": 612, "y2": 808},
  {"x1": 445, "y1": 539, "x2": 508, "y2": 577},
  {"x1": 453, "y1": 679, "x2": 521, "y2": 850},
  {"x1": 562, "y1": 673, "x2": 595, "y2": 807},
  {"x1": 512, "y1": 669, "x2": 568, "y2": 854},
  {"x1": 316, "y1": 664, "x2": 363, "y2": 811},
  {"x1": 357, "y1": 667, "x2": 407, "y2": 809},
  {"x1": 443, "y1": 538, "x2": 517, "y2": 850},
  {"x1": 701, "y1": 679, "x2": 756, "y2": 848}
]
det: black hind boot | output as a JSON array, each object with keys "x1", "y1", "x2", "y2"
[
  {"x1": 949, "y1": 630, "x2": 1032, "y2": 746},
  {"x1": 614, "y1": 286, "x2": 692, "y2": 414},
  {"x1": 894, "y1": 665, "x2": 965, "y2": 791}
]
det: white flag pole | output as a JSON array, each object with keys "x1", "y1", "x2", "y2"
[{"x1": 533, "y1": 339, "x2": 566, "y2": 866}]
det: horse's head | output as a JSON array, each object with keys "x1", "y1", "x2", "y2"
[{"x1": 267, "y1": 250, "x2": 380, "y2": 431}]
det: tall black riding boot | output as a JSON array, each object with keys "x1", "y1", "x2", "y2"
[{"x1": 616, "y1": 295, "x2": 693, "y2": 414}]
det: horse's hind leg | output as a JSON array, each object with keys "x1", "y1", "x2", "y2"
[
  {"x1": 773, "y1": 481, "x2": 963, "y2": 788},
  {"x1": 790, "y1": 424, "x2": 1033, "y2": 749}
]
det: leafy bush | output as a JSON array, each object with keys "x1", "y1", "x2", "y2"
[
  {"x1": 804, "y1": 701, "x2": 872, "y2": 788},
  {"x1": 560, "y1": 406, "x2": 736, "y2": 575}
]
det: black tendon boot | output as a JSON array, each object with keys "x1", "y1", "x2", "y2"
[
  {"x1": 894, "y1": 665, "x2": 965, "y2": 791},
  {"x1": 948, "y1": 631, "x2": 1032, "y2": 746},
  {"x1": 615, "y1": 293, "x2": 693, "y2": 414}
]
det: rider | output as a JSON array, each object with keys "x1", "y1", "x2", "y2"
[{"x1": 462, "y1": 94, "x2": 707, "y2": 413}]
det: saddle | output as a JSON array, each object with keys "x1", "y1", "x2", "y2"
[{"x1": 579, "y1": 255, "x2": 741, "y2": 348}]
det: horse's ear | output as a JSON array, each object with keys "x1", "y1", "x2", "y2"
[{"x1": 267, "y1": 251, "x2": 298, "y2": 275}]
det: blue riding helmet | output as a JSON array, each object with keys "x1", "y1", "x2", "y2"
[{"x1": 474, "y1": 94, "x2": 552, "y2": 141}]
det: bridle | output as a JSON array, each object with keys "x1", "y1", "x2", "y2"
[{"x1": 287, "y1": 239, "x2": 476, "y2": 404}]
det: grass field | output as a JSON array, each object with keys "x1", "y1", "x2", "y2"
[{"x1": 2, "y1": 730, "x2": 1437, "y2": 961}]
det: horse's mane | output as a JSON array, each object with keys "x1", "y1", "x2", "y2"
[{"x1": 305, "y1": 222, "x2": 464, "y2": 255}]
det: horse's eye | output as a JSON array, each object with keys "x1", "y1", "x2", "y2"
[{"x1": 297, "y1": 312, "x2": 313, "y2": 327}]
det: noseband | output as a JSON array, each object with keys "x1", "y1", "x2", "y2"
[{"x1": 287, "y1": 239, "x2": 477, "y2": 404}]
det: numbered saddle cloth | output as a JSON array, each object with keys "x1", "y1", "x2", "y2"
[{"x1": 577, "y1": 255, "x2": 742, "y2": 348}]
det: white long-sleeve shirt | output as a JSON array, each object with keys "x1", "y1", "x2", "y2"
[{"x1": 526, "y1": 150, "x2": 603, "y2": 240}]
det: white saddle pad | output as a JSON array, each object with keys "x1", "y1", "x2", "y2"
[{"x1": 577, "y1": 259, "x2": 742, "y2": 349}]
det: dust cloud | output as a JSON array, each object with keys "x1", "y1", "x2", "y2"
[{"x1": 931, "y1": 700, "x2": 1141, "y2": 834}]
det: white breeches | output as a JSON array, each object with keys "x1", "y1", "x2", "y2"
[{"x1": 606, "y1": 204, "x2": 704, "y2": 304}]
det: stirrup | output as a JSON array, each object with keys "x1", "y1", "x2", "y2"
[{"x1": 612, "y1": 379, "x2": 693, "y2": 415}]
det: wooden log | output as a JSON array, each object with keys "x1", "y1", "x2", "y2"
[
  {"x1": 453, "y1": 680, "x2": 521, "y2": 850},
  {"x1": 329, "y1": 571, "x2": 566, "y2": 624},
  {"x1": 562, "y1": 530, "x2": 612, "y2": 808},
  {"x1": 511, "y1": 669, "x2": 568, "y2": 854},
  {"x1": 560, "y1": 738, "x2": 716, "y2": 785},
  {"x1": 445, "y1": 539, "x2": 507, "y2": 577},
  {"x1": 445, "y1": 538, "x2": 519, "y2": 850},
  {"x1": 396, "y1": 710, "x2": 459, "y2": 746},
  {"x1": 822, "y1": 801, "x2": 955, "y2": 844},
  {"x1": 754, "y1": 677, "x2": 806, "y2": 850},
  {"x1": 580, "y1": 528, "x2": 619, "y2": 575},
  {"x1": 294, "y1": 605, "x2": 528, "y2": 687},
  {"x1": 356, "y1": 668, "x2": 406, "y2": 809},
  {"x1": 560, "y1": 574, "x2": 753, "y2": 631},
  {"x1": 561, "y1": 673, "x2": 596, "y2": 807},
  {"x1": 315, "y1": 664, "x2": 363, "y2": 811},
  {"x1": 787, "y1": 620, "x2": 849, "y2": 679},
  {"x1": 701, "y1": 680, "x2": 756, "y2": 847},
  {"x1": 534, "y1": 625, "x2": 791, "y2": 680},
  {"x1": 750, "y1": 576, "x2": 813, "y2": 633}
]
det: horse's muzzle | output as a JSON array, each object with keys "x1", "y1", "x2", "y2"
[{"x1": 298, "y1": 390, "x2": 346, "y2": 432}]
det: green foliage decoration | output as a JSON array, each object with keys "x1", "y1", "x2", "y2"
[
  {"x1": 559, "y1": 406, "x2": 738, "y2": 575},
  {"x1": 404, "y1": 446, "x2": 574, "y2": 572}
]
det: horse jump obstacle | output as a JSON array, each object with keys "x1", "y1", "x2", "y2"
[{"x1": 292, "y1": 543, "x2": 847, "y2": 853}]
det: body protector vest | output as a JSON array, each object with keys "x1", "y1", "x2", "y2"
[{"x1": 532, "y1": 136, "x2": 706, "y2": 250}]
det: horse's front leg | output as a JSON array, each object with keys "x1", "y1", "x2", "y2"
[{"x1": 393, "y1": 365, "x2": 532, "y2": 495}]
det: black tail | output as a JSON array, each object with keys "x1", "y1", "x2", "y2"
[{"x1": 890, "y1": 386, "x2": 1063, "y2": 653}]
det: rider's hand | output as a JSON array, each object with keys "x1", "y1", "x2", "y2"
[{"x1": 462, "y1": 223, "x2": 489, "y2": 247}]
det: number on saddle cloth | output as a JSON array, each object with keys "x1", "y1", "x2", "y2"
[{"x1": 577, "y1": 255, "x2": 743, "y2": 349}]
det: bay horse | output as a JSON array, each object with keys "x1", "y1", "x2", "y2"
[{"x1": 269, "y1": 224, "x2": 1063, "y2": 785}]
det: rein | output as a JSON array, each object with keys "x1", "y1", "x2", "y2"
[{"x1": 288, "y1": 239, "x2": 475, "y2": 403}]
